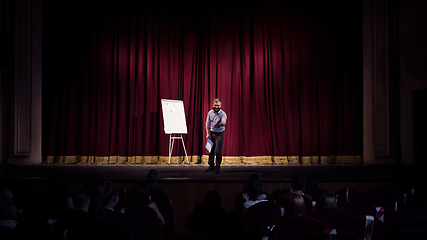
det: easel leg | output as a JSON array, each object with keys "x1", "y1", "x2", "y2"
[
  {"x1": 180, "y1": 134, "x2": 190, "y2": 165},
  {"x1": 168, "y1": 135, "x2": 174, "y2": 165},
  {"x1": 168, "y1": 134, "x2": 190, "y2": 166}
]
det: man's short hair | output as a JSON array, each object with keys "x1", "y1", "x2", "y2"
[
  {"x1": 129, "y1": 180, "x2": 150, "y2": 205},
  {"x1": 73, "y1": 188, "x2": 89, "y2": 209},
  {"x1": 102, "y1": 180, "x2": 118, "y2": 206},
  {"x1": 248, "y1": 179, "x2": 263, "y2": 197},
  {"x1": 0, "y1": 187, "x2": 13, "y2": 211},
  {"x1": 147, "y1": 169, "x2": 160, "y2": 183},
  {"x1": 291, "y1": 175, "x2": 305, "y2": 191},
  {"x1": 213, "y1": 99, "x2": 221, "y2": 104}
]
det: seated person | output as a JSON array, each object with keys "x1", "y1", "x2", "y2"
[
  {"x1": 305, "y1": 176, "x2": 318, "y2": 192},
  {"x1": 147, "y1": 169, "x2": 173, "y2": 208},
  {"x1": 128, "y1": 180, "x2": 165, "y2": 225},
  {"x1": 0, "y1": 187, "x2": 19, "y2": 233},
  {"x1": 102, "y1": 180, "x2": 143, "y2": 239},
  {"x1": 283, "y1": 192, "x2": 306, "y2": 217},
  {"x1": 73, "y1": 189, "x2": 90, "y2": 213},
  {"x1": 236, "y1": 174, "x2": 274, "y2": 216},
  {"x1": 187, "y1": 190, "x2": 226, "y2": 237},
  {"x1": 102, "y1": 180, "x2": 120, "y2": 215},
  {"x1": 42, "y1": 174, "x2": 75, "y2": 220},
  {"x1": 317, "y1": 193, "x2": 337, "y2": 210},
  {"x1": 242, "y1": 179, "x2": 268, "y2": 209},
  {"x1": 82, "y1": 174, "x2": 105, "y2": 219},
  {"x1": 0, "y1": 187, "x2": 65, "y2": 239},
  {"x1": 58, "y1": 187, "x2": 91, "y2": 231},
  {"x1": 291, "y1": 175, "x2": 312, "y2": 201},
  {"x1": 238, "y1": 173, "x2": 260, "y2": 193}
]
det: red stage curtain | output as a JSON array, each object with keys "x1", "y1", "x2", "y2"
[{"x1": 42, "y1": 0, "x2": 362, "y2": 163}]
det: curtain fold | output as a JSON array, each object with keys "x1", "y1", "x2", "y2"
[{"x1": 43, "y1": 0, "x2": 362, "y2": 164}]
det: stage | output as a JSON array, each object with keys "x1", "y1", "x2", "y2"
[{"x1": 0, "y1": 163, "x2": 422, "y2": 183}]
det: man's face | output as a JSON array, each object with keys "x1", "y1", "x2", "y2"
[{"x1": 213, "y1": 102, "x2": 221, "y2": 112}]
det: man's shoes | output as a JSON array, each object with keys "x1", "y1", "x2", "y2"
[
  {"x1": 214, "y1": 169, "x2": 220, "y2": 174},
  {"x1": 205, "y1": 167, "x2": 214, "y2": 172}
]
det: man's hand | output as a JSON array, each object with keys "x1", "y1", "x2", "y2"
[
  {"x1": 219, "y1": 121, "x2": 226, "y2": 126},
  {"x1": 243, "y1": 193, "x2": 249, "y2": 202}
]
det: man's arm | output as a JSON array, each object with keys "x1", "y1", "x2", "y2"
[
  {"x1": 219, "y1": 112, "x2": 227, "y2": 126},
  {"x1": 205, "y1": 124, "x2": 210, "y2": 138}
]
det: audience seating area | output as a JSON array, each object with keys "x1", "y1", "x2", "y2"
[
  {"x1": 243, "y1": 187, "x2": 427, "y2": 240},
  {"x1": 1, "y1": 175, "x2": 427, "y2": 240},
  {"x1": 0, "y1": 177, "x2": 173, "y2": 240}
]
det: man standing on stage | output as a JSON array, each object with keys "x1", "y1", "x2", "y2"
[{"x1": 205, "y1": 99, "x2": 227, "y2": 174}]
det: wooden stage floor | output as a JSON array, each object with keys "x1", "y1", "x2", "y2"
[{"x1": 0, "y1": 163, "x2": 424, "y2": 184}]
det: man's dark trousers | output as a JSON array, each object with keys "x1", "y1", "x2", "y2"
[{"x1": 208, "y1": 131, "x2": 224, "y2": 169}]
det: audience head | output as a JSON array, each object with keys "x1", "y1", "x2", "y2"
[
  {"x1": 83, "y1": 178, "x2": 105, "y2": 219},
  {"x1": 0, "y1": 187, "x2": 13, "y2": 209},
  {"x1": 247, "y1": 174, "x2": 259, "y2": 183},
  {"x1": 0, "y1": 187, "x2": 18, "y2": 220},
  {"x1": 248, "y1": 179, "x2": 264, "y2": 198},
  {"x1": 291, "y1": 175, "x2": 305, "y2": 191},
  {"x1": 203, "y1": 190, "x2": 222, "y2": 209},
  {"x1": 147, "y1": 169, "x2": 160, "y2": 184},
  {"x1": 129, "y1": 180, "x2": 150, "y2": 205},
  {"x1": 305, "y1": 176, "x2": 318, "y2": 191},
  {"x1": 102, "y1": 180, "x2": 119, "y2": 209},
  {"x1": 47, "y1": 174, "x2": 74, "y2": 209},
  {"x1": 317, "y1": 193, "x2": 337, "y2": 209},
  {"x1": 238, "y1": 173, "x2": 260, "y2": 194},
  {"x1": 283, "y1": 192, "x2": 306, "y2": 217},
  {"x1": 73, "y1": 188, "x2": 90, "y2": 212}
]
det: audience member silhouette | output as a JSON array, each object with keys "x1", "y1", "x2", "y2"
[
  {"x1": 57, "y1": 187, "x2": 92, "y2": 232},
  {"x1": 128, "y1": 180, "x2": 165, "y2": 224},
  {"x1": 0, "y1": 187, "x2": 19, "y2": 238},
  {"x1": 103, "y1": 180, "x2": 121, "y2": 215},
  {"x1": 73, "y1": 188, "x2": 91, "y2": 213},
  {"x1": 42, "y1": 174, "x2": 75, "y2": 219},
  {"x1": 82, "y1": 174, "x2": 105, "y2": 219},
  {"x1": 102, "y1": 180, "x2": 143, "y2": 240},
  {"x1": 235, "y1": 174, "x2": 265, "y2": 216},
  {"x1": 187, "y1": 190, "x2": 227, "y2": 239},
  {"x1": 305, "y1": 175, "x2": 318, "y2": 192},
  {"x1": 291, "y1": 175, "x2": 312, "y2": 200},
  {"x1": 147, "y1": 169, "x2": 174, "y2": 208},
  {"x1": 238, "y1": 173, "x2": 260, "y2": 193},
  {"x1": 283, "y1": 192, "x2": 306, "y2": 217},
  {"x1": 317, "y1": 193, "x2": 337, "y2": 210},
  {"x1": 242, "y1": 179, "x2": 268, "y2": 209},
  {"x1": 0, "y1": 186, "x2": 68, "y2": 239}
]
